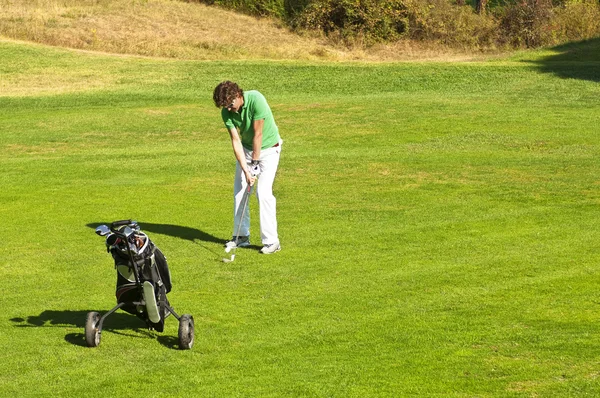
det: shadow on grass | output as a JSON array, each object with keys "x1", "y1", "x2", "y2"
[
  {"x1": 531, "y1": 37, "x2": 600, "y2": 82},
  {"x1": 86, "y1": 222, "x2": 226, "y2": 244},
  {"x1": 10, "y1": 310, "x2": 178, "y2": 349},
  {"x1": 86, "y1": 221, "x2": 263, "y2": 259}
]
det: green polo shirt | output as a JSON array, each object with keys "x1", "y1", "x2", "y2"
[{"x1": 221, "y1": 90, "x2": 280, "y2": 150}]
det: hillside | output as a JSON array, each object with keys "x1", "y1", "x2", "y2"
[{"x1": 0, "y1": 0, "x2": 482, "y2": 61}]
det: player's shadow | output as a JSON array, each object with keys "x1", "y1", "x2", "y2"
[
  {"x1": 86, "y1": 222, "x2": 226, "y2": 245},
  {"x1": 532, "y1": 37, "x2": 600, "y2": 82},
  {"x1": 86, "y1": 222, "x2": 263, "y2": 253},
  {"x1": 10, "y1": 310, "x2": 175, "y2": 348}
]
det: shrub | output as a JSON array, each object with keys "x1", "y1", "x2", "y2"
[
  {"x1": 495, "y1": 0, "x2": 555, "y2": 48},
  {"x1": 291, "y1": 0, "x2": 410, "y2": 45},
  {"x1": 284, "y1": 0, "x2": 312, "y2": 17},
  {"x1": 552, "y1": 0, "x2": 600, "y2": 42},
  {"x1": 405, "y1": 0, "x2": 498, "y2": 49},
  {"x1": 182, "y1": 0, "x2": 286, "y2": 18}
]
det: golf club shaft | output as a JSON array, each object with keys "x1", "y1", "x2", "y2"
[{"x1": 231, "y1": 182, "x2": 253, "y2": 253}]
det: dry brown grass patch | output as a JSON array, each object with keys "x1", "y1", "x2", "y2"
[{"x1": 0, "y1": 0, "x2": 484, "y2": 61}]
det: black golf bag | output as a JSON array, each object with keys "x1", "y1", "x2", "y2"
[
  {"x1": 109, "y1": 222, "x2": 172, "y2": 332},
  {"x1": 86, "y1": 220, "x2": 194, "y2": 349}
]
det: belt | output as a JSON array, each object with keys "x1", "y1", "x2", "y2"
[{"x1": 272, "y1": 142, "x2": 279, "y2": 148}]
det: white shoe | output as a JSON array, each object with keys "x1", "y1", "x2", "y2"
[
  {"x1": 224, "y1": 236, "x2": 250, "y2": 250},
  {"x1": 260, "y1": 242, "x2": 281, "y2": 254}
]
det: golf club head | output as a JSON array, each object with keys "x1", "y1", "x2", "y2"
[
  {"x1": 121, "y1": 226, "x2": 134, "y2": 239},
  {"x1": 95, "y1": 225, "x2": 111, "y2": 236},
  {"x1": 222, "y1": 254, "x2": 235, "y2": 263}
]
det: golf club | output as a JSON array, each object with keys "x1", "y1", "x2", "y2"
[{"x1": 222, "y1": 182, "x2": 253, "y2": 263}]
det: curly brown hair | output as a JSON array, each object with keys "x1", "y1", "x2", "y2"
[{"x1": 213, "y1": 81, "x2": 244, "y2": 108}]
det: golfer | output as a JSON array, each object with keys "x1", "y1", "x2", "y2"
[{"x1": 213, "y1": 81, "x2": 282, "y2": 254}]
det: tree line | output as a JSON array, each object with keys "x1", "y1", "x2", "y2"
[{"x1": 184, "y1": 0, "x2": 600, "y2": 49}]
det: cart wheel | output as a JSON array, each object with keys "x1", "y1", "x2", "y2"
[
  {"x1": 85, "y1": 312, "x2": 101, "y2": 347},
  {"x1": 178, "y1": 314, "x2": 194, "y2": 350}
]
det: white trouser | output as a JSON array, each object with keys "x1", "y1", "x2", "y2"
[{"x1": 233, "y1": 140, "x2": 282, "y2": 245}]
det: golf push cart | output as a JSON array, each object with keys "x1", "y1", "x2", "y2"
[{"x1": 85, "y1": 220, "x2": 194, "y2": 349}]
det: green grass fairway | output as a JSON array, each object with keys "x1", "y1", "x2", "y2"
[{"x1": 1, "y1": 38, "x2": 600, "y2": 397}]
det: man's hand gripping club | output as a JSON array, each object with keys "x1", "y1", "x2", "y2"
[{"x1": 242, "y1": 160, "x2": 260, "y2": 186}]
